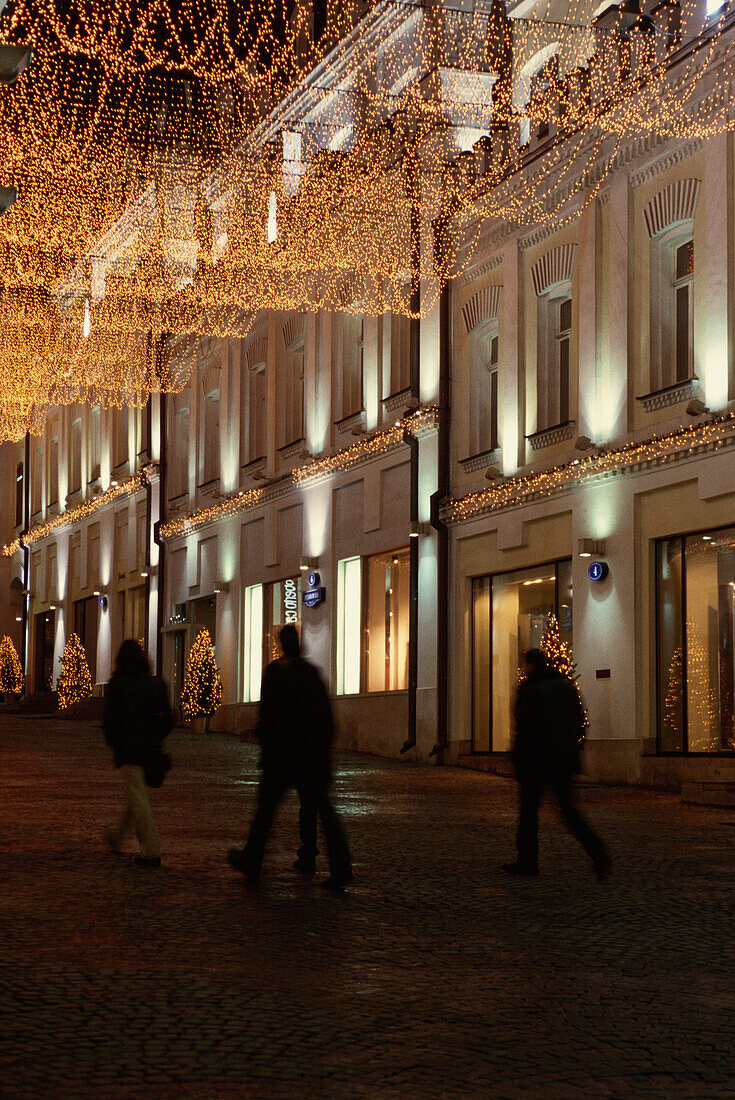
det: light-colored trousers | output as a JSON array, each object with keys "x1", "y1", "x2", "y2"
[{"x1": 113, "y1": 764, "x2": 161, "y2": 859}]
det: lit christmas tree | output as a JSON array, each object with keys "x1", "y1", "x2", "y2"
[
  {"x1": 518, "y1": 615, "x2": 587, "y2": 737},
  {"x1": 181, "y1": 628, "x2": 222, "y2": 720},
  {"x1": 57, "y1": 633, "x2": 93, "y2": 710},
  {"x1": 665, "y1": 627, "x2": 720, "y2": 751},
  {"x1": 0, "y1": 635, "x2": 24, "y2": 696}
]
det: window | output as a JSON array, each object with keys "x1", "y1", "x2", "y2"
[
  {"x1": 32, "y1": 445, "x2": 42, "y2": 515},
  {"x1": 657, "y1": 528, "x2": 735, "y2": 753},
  {"x1": 243, "y1": 584, "x2": 263, "y2": 702},
  {"x1": 557, "y1": 297, "x2": 572, "y2": 423},
  {"x1": 113, "y1": 406, "x2": 128, "y2": 469},
  {"x1": 279, "y1": 343, "x2": 304, "y2": 450},
  {"x1": 536, "y1": 289, "x2": 573, "y2": 431},
  {"x1": 472, "y1": 560, "x2": 573, "y2": 752},
  {"x1": 70, "y1": 415, "x2": 82, "y2": 494},
  {"x1": 89, "y1": 407, "x2": 101, "y2": 481},
  {"x1": 338, "y1": 313, "x2": 364, "y2": 421},
  {"x1": 15, "y1": 462, "x2": 23, "y2": 527},
  {"x1": 388, "y1": 313, "x2": 412, "y2": 398},
  {"x1": 364, "y1": 549, "x2": 410, "y2": 692},
  {"x1": 48, "y1": 421, "x2": 59, "y2": 506},
  {"x1": 137, "y1": 405, "x2": 150, "y2": 461},
  {"x1": 336, "y1": 557, "x2": 362, "y2": 695},
  {"x1": 247, "y1": 367, "x2": 266, "y2": 464},
  {"x1": 673, "y1": 238, "x2": 693, "y2": 383},
  {"x1": 169, "y1": 404, "x2": 190, "y2": 499},
  {"x1": 201, "y1": 388, "x2": 220, "y2": 484},
  {"x1": 470, "y1": 326, "x2": 499, "y2": 455},
  {"x1": 264, "y1": 576, "x2": 301, "y2": 666}
]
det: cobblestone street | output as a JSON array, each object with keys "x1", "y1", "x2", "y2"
[{"x1": 1, "y1": 717, "x2": 734, "y2": 1098}]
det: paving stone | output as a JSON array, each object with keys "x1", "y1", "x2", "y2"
[{"x1": 1, "y1": 715, "x2": 735, "y2": 1097}]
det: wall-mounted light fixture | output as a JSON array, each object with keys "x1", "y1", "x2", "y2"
[
  {"x1": 578, "y1": 538, "x2": 606, "y2": 558},
  {"x1": 409, "y1": 522, "x2": 431, "y2": 538},
  {"x1": 213, "y1": 580, "x2": 229, "y2": 594},
  {"x1": 484, "y1": 465, "x2": 502, "y2": 481},
  {"x1": 575, "y1": 435, "x2": 594, "y2": 452},
  {"x1": 300, "y1": 556, "x2": 319, "y2": 572},
  {"x1": 686, "y1": 399, "x2": 709, "y2": 417}
]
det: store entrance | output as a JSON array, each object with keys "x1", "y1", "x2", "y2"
[
  {"x1": 73, "y1": 596, "x2": 99, "y2": 684},
  {"x1": 33, "y1": 610, "x2": 55, "y2": 693}
]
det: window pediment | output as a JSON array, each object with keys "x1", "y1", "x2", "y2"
[
  {"x1": 246, "y1": 336, "x2": 268, "y2": 373},
  {"x1": 531, "y1": 244, "x2": 577, "y2": 297},
  {"x1": 462, "y1": 284, "x2": 503, "y2": 333},
  {"x1": 643, "y1": 178, "x2": 701, "y2": 238}
]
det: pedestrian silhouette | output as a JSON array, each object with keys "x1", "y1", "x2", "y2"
[
  {"x1": 228, "y1": 624, "x2": 353, "y2": 890},
  {"x1": 103, "y1": 640, "x2": 174, "y2": 868},
  {"x1": 503, "y1": 647, "x2": 611, "y2": 881}
]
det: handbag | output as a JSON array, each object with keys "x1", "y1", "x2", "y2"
[{"x1": 144, "y1": 749, "x2": 172, "y2": 788}]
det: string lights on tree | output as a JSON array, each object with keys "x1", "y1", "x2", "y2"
[
  {"x1": 0, "y1": 635, "x2": 24, "y2": 697},
  {"x1": 181, "y1": 627, "x2": 222, "y2": 725},
  {"x1": 0, "y1": 0, "x2": 732, "y2": 439},
  {"x1": 57, "y1": 632, "x2": 92, "y2": 709}
]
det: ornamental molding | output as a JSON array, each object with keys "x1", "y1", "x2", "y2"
[
  {"x1": 630, "y1": 140, "x2": 704, "y2": 189},
  {"x1": 527, "y1": 420, "x2": 576, "y2": 450},
  {"x1": 443, "y1": 413, "x2": 735, "y2": 526},
  {"x1": 643, "y1": 177, "x2": 701, "y2": 237},
  {"x1": 282, "y1": 312, "x2": 305, "y2": 349},
  {"x1": 531, "y1": 245, "x2": 577, "y2": 297},
  {"x1": 461, "y1": 284, "x2": 503, "y2": 333},
  {"x1": 335, "y1": 409, "x2": 367, "y2": 435},
  {"x1": 636, "y1": 377, "x2": 698, "y2": 412},
  {"x1": 457, "y1": 250, "x2": 504, "y2": 288},
  {"x1": 519, "y1": 212, "x2": 583, "y2": 253},
  {"x1": 246, "y1": 335, "x2": 268, "y2": 373},
  {"x1": 382, "y1": 387, "x2": 417, "y2": 413},
  {"x1": 459, "y1": 448, "x2": 500, "y2": 473}
]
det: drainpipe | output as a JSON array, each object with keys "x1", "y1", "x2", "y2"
[
  {"x1": 400, "y1": 141, "x2": 422, "y2": 756},
  {"x1": 20, "y1": 430, "x2": 31, "y2": 682},
  {"x1": 152, "y1": 337, "x2": 168, "y2": 679},
  {"x1": 401, "y1": 425, "x2": 419, "y2": 754},
  {"x1": 429, "y1": 216, "x2": 452, "y2": 761}
]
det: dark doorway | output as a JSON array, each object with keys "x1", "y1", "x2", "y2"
[
  {"x1": 34, "y1": 610, "x2": 55, "y2": 693},
  {"x1": 73, "y1": 596, "x2": 100, "y2": 684}
]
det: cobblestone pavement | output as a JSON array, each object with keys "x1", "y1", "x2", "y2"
[{"x1": 1, "y1": 717, "x2": 735, "y2": 1098}]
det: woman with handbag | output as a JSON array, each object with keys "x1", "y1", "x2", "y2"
[{"x1": 103, "y1": 640, "x2": 174, "y2": 868}]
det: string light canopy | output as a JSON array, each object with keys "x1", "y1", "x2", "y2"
[{"x1": 0, "y1": 0, "x2": 733, "y2": 439}]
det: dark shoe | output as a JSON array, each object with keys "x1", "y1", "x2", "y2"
[
  {"x1": 321, "y1": 873, "x2": 353, "y2": 892},
  {"x1": 501, "y1": 862, "x2": 539, "y2": 877},
  {"x1": 227, "y1": 847, "x2": 259, "y2": 882},
  {"x1": 135, "y1": 856, "x2": 161, "y2": 868},
  {"x1": 104, "y1": 830, "x2": 123, "y2": 855},
  {"x1": 293, "y1": 858, "x2": 316, "y2": 874}
]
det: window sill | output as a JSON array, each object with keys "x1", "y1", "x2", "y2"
[
  {"x1": 636, "y1": 378, "x2": 697, "y2": 413},
  {"x1": 459, "y1": 448, "x2": 500, "y2": 474},
  {"x1": 526, "y1": 420, "x2": 575, "y2": 451},
  {"x1": 333, "y1": 689, "x2": 409, "y2": 699},
  {"x1": 278, "y1": 439, "x2": 307, "y2": 462},
  {"x1": 382, "y1": 388, "x2": 418, "y2": 415},
  {"x1": 335, "y1": 410, "x2": 366, "y2": 436}
]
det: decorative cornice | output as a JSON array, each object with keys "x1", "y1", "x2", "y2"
[
  {"x1": 630, "y1": 139, "x2": 704, "y2": 189},
  {"x1": 444, "y1": 412, "x2": 735, "y2": 526},
  {"x1": 1, "y1": 472, "x2": 150, "y2": 555},
  {"x1": 457, "y1": 250, "x2": 504, "y2": 288},
  {"x1": 382, "y1": 387, "x2": 417, "y2": 413},
  {"x1": 159, "y1": 406, "x2": 439, "y2": 542}
]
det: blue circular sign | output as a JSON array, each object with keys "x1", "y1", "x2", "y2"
[
  {"x1": 588, "y1": 560, "x2": 609, "y2": 582},
  {"x1": 307, "y1": 571, "x2": 320, "y2": 588}
]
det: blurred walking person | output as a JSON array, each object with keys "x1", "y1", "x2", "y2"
[
  {"x1": 503, "y1": 648, "x2": 610, "y2": 881},
  {"x1": 228, "y1": 624, "x2": 352, "y2": 891},
  {"x1": 103, "y1": 640, "x2": 174, "y2": 868}
]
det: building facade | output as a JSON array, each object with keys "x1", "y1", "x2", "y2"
[{"x1": 2, "y1": 0, "x2": 735, "y2": 791}]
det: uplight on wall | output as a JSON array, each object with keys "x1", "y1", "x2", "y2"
[
  {"x1": 578, "y1": 538, "x2": 606, "y2": 558},
  {"x1": 300, "y1": 555, "x2": 318, "y2": 572}
]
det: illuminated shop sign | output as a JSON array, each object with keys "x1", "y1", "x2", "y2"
[
  {"x1": 283, "y1": 578, "x2": 299, "y2": 623},
  {"x1": 588, "y1": 561, "x2": 609, "y2": 582}
]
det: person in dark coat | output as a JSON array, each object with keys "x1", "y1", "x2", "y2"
[
  {"x1": 228, "y1": 624, "x2": 353, "y2": 890},
  {"x1": 103, "y1": 640, "x2": 174, "y2": 868},
  {"x1": 503, "y1": 648, "x2": 610, "y2": 881}
]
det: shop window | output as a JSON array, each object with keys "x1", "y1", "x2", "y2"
[
  {"x1": 364, "y1": 548, "x2": 410, "y2": 692},
  {"x1": 336, "y1": 557, "x2": 362, "y2": 695},
  {"x1": 243, "y1": 584, "x2": 263, "y2": 702},
  {"x1": 656, "y1": 529, "x2": 735, "y2": 753},
  {"x1": 264, "y1": 576, "x2": 302, "y2": 666},
  {"x1": 472, "y1": 560, "x2": 573, "y2": 752}
]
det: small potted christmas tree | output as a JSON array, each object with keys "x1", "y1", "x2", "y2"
[
  {"x1": 181, "y1": 628, "x2": 222, "y2": 733},
  {"x1": 57, "y1": 633, "x2": 93, "y2": 711},
  {"x1": 0, "y1": 635, "x2": 24, "y2": 701}
]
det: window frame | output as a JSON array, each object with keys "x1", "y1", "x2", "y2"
[
  {"x1": 649, "y1": 222, "x2": 695, "y2": 392},
  {"x1": 536, "y1": 281, "x2": 573, "y2": 433}
]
